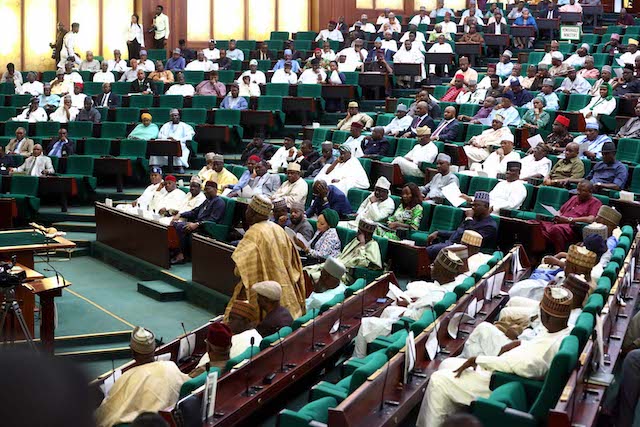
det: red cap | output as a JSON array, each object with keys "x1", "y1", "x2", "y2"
[
  {"x1": 74, "y1": 82, "x2": 84, "y2": 88},
  {"x1": 554, "y1": 115, "x2": 570, "y2": 127},
  {"x1": 164, "y1": 175, "x2": 177, "y2": 182},
  {"x1": 350, "y1": 121, "x2": 364, "y2": 130},
  {"x1": 455, "y1": 73, "x2": 465, "y2": 80},
  {"x1": 314, "y1": 48, "x2": 322, "y2": 53},
  {"x1": 487, "y1": 64, "x2": 496, "y2": 69},
  {"x1": 248, "y1": 155, "x2": 261, "y2": 162},
  {"x1": 207, "y1": 323, "x2": 232, "y2": 348}
]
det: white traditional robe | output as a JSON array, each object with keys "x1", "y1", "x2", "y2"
[
  {"x1": 337, "y1": 47, "x2": 367, "y2": 71},
  {"x1": 464, "y1": 126, "x2": 513, "y2": 164},
  {"x1": 138, "y1": 59, "x2": 156, "y2": 72},
  {"x1": 426, "y1": 43, "x2": 454, "y2": 75},
  {"x1": 119, "y1": 183, "x2": 166, "y2": 211},
  {"x1": 315, "y1": 29, "x2": 344, "y2": 42},
  {"x1": 107, "y1": 59, "x2": 129, "y2": 73},
  {"x1": 579, "y1": 96, "x2": 616, "y2": 119},
  {"x1": 315, "y1": 158, "x2": 369, "y2": 195},
  {"x1": 238, "y1": 70, "x2": 266, "y2": 85},
  {"x1": 70, "y1": 92, "x2": 87, "y2": 109},
  {"x1": 384, "y1": 115, "x2": 413, "y2": 135},
  {"x1": 165, "y1": 84, "x2": 195, "y2": 97},
  {"x1": 185, "y1": 60, "x2": 215, "y2": 72},
  {"x1": 306, "y1": 284, "x2": 347, "y2": 310},
  {"x1": 298, "y1": 69, "x2": 327, "y2": 84},
  {"x1": 339, "y1": 195, "x2": 396, "y2": 230},
  {"x1": 489, "y1": 179, "x2": 528, "y2": 213},
  {"x1": 392, "y1": 142, "x2": 438, "y2": 177},
  {"x1": 519, "y1": 155, "x2": 552, "y2": 180},
  {"x1": 180, "y1": 191, "x2": 206, "y2": 212},
  {"x1": 394, "y1": 46, "x2": 427, "y2": 78},
  {"x1": 479, "y1": 150, "x2": 521, "y2": 178},
  {"x1": 60, "y1": 31, "x2": 80, "y2": 65},
  {"x1": 48, "y1": 106, "x2": 79, "y2": 123},
  {"x1": 196, "y1": 329, "x2": 263, "y2": 366},
  {"x1": 269, "y1": 146, "x2": 299, "y2": 172},
  {"x1": 272, "y1": 178, "x2": 309, "y2": 207},
  {"x1": 619, "y1": 50, "x2": 640, "y2": 65},
  {"x1": 556, "y1": 76, "x2": 592, "y2": 95},
  {"x1": 416, "y1": 326, "x2": 570, "y2": 427},
  {"x1": 343, "y1": 135, "x2": 365, "y2": 158},
  {"x1": 151, "y1": 122, "x2": 195, "y2": 167},
  {"x1": 271, "y1": 69, "x2": 298, "y2": 84},
  {"x1": 13, "y1": 107, "x2": 48, "y2": 123},
  {"x1": 95, "y1": 361, "x2": 188, "y2": 427},
  {"x1": 203, "y1": 48, "x2": 220, "y2": 61},
  {"x1": 150, "y1": 188, "x2": 187, "y2": 213},
  {"x1": 18, "y1": 81, "x2": 44, "y2": 96},
  {"x1": 238, "y1": 82, "x2": 261, "y2": 97},
  {"x1": 93, "y1": 72, "x2": 115, "y2": 83}
]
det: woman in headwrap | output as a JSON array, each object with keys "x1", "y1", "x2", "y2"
[
  {"x1": 299, "y1": 208, "x2": 342, "y2": 264},
  {"x1": 376, "y1": 183, "x2": 423, "y2": 241},
  {"x1": 128, "y1": 112, "x2": 160, "y2": 139},
  {"x1": 580, "y1": 83, "x2": 616, "y2": 119},
  {"x1": 521, "y1": 96, "x2": 550, "y2": 133}
]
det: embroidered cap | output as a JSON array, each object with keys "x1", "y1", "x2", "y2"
[
  {"x1": 253, "y1": 280, "x2": 283, "y2": 301},
  {"x1": 540, "y1": 285, "x2": 573, "y2": 318},
  {"x1": 323, "y1": 256, "x2": 347, "y2": 279},
  {"x1": 130, "y1": 326, "x2": 156, "y2": 355},
  {"x1": 249, "y1": 195, "x2": 273, "y2": 216}
]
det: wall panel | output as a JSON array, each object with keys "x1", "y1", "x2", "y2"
[
  {"x1": 213, "y1": 0, "x2": 244, "y2": 40},
  {"x1": 278, "y1": 0, "x2": 309, "y2": 34},
  {"x1": 187, "y1": 0, "x2": 211, "y2": 41},
  {"x1": 0, "y1": 0, "x2": 21, "y2": 70},
  {"x1": 248, "y1": 0, "x2": 275, "y2": 40},
  {"x1": 70, "y1": 0, "x2": 100, "y2": 53},
  {"x1": 102, "y1": 0, "x2": 133, "y2": 58},
  {"x1": 24, "y1": 0, "x2": 57, "y2": 71}
]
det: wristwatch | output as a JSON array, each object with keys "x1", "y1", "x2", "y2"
[{"x1": 568, "y1": 217, "x2": 573, "y2": 223}]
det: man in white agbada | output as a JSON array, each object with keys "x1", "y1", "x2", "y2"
[
  {"x1": 394, "y1": 40, "x2": 426, "y2": 81},
  {"x1": 151, "y1": 174, "x2": 186, "y2": 213},
  {"x1": 269, "y1": 136, "x2": 299, "y2": 172},
  {"x1": 165, "y1": 72, "x2": 195, "y2": 96},
  {"x1": 185, "y1": 50, "x2": 216, "y2": 72},
  {"x1": 13, "y1": 98, "x2": 48, "y2": 122},
  {"x1": 426, "y1": 35, "x2": 453, "y2": 75},
  {"x1": 60, "y1": 23, "x2": 81, "y2": 66},
  {"x1": 137, "y1": 51, "x2": 156, "y2": 72},
  {"x1": 48, "y1": 95, "x2": 78, "y2": 123},
  {"x1": 315, "y1": 144, "x2": 370, "y2": 195},
  {"x1": 306, "y1": 257, "x2": 348, "y2": 310},
  {"x1": 237, "y1": 59, "x2": 266, "y2": 85},
  {"x1": 520, "y1": 144, "x2": 552, "y2": 180},
  {"x1": 151, "y1": 109, "x2": 194, "y2": 172},
  {"x1": 472, "y1": 133, "x2": 521, "y2": 178},
  {"x1": 353, "y1": 250, "x2": 464, "y2": 358},
  {"x1": 563, "y1": 44, "x2": 590, "y2": 67},
  {"x1": 18, "y1": 72, "x2": 44, "y2": 96},
  {"x1": 416, "y1": 286, "x2": 573, "y2": 427},
  {"x1": 203, "y1": 40, "x2": 221, "y2": 61},
  {"x1": 157, "y1": 177, "x2": 206, "y2": 225},
  {"x1": 486, "y1": 161, "x2": 528, "y2": 213},
  {"x1": 464, "y1": 115, "x2": 513, "y2": 165},
  {"x1": 93, "y1": 62, "x2": 116, "y2": 83},
  {"x1": 271, "y1": 162, "x2": 308, "y2": 208},
  {"x1": 118, "y1": 167, "x2": 166, "y2": 212},
  {"x1": 339, "y1": 176, "x2": 395, "y2": 230},
  {"x1": 336, "y1": 39, "x2": 367, "y2": 72},
  {"x1": 95, "y1": 327, "x2": 188, "y2": 427},
  {"x1": 342, "y1": 121, "x2": 366, "y2": 158},
  {"x1": 392, "y1": 126, "x2": 439, "y2": 177},
  {"x1": 555, "y1": 67, "x2": 592, "y2": 95},
  {"x1": 384, "y1": 103, "x2": 413, "y2": 136},
  {"x1": 107, "y1": 50, "x2": 129, "y2": 73}
]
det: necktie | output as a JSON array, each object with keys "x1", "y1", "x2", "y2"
[
  {"x1": 102, "y1": 93, "x2": 109, "y2": 107},
  {"x1": 432, "y1": 120, "x2": 449, "y2": 138},
  {"x1": 14, "y1": 139, "x2": 23, "y2": 154},
  {"x1": 27, "y1": 157, "x2": 37, "y2": 176},
  {"x1": 548, "y1": 10, "x2": 553, "y2": 18}
]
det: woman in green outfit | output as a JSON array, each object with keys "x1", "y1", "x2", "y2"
[
  {"x1": 128, "y1": 112, "x2": 160, "y2": 140},
  {"x1": 376, "y1": 182, "x2": 423, "y2": 241},
  {"x1": 521, "y1": 96, "x2": 550, "y2": 133}
]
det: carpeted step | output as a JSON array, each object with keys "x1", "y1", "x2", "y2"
[
  {"x1": 54, "y1": 330, "x2": 134, "y2": 362},
  {"x1": 50, "y1": 246, "x2": 91, "y2": 259},
  {"x1": 137, "y1": 280, "x2": 185, "y2": 302},
  {"x1": 63, "y1": 231, "x2": 96, "y2": 247},
  {"x1": 52, "y1": 221, "x2": 96, "y2": 233}
]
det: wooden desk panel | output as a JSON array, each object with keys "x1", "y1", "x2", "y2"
[
  {"x1": 191, "y1": 235, "x2": 238, "y2": 297},
  {"x1": 95, "y1": 203, "x2": 172, "y2": 269}
]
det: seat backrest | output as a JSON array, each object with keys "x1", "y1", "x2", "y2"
[
  {"x1": 114, "y1": 107, "x2": 141, "y2": 123},
  {"x1": 570, "y1": 312, "x2": 594, "y2": 351},
  {"x1": 158, "y1": 94, "x2": 184, "y2": 108},
  {"x1": 529, "y1": 335, "x2": 579, "y2": 421},
  {"x1": 617, "y1": 138, "x2": 640, "y2": 163},
  {"x1": 68, "y1": 121, "x2": 94, "y2": 138},
  {"x1": 533, "y1": 186, "x2": 570, "y2": 215},
  {"x1": 583, "y1": 293, "x2": 604, "y2": 316},
  {"x1": 101, "y1": 122, "x2": 128, "y2": 138},
  {"x1": 347, "y1": 188, "x2": 371, "y2": 212},
  {"x1": 266, "y1": 83, "x2": 290, "y2": 97},
  {"x1": 128, "y1": 95, "x2": 153, "y2": 108},
  {"x1": 220, "y1": 196, "x2": 236, "y2": 226},
  {"x1": 454, "y1": 277, "x2": 476, "y2": 299},
  {"x1": 119, "y1": 139, "x2": 147, "y2": 157},
  {"x1": 428, "y1": 205, "x2": 463, "y2": 234},
  {"x1": 214, "y1": 109, "x2": 241, "y2": 125},
  {"x1": 259, "y1": 326, "x2": 293, "y2": 351},
  {"x1": 434, "y1": 292, "x2": 458, "y2": 317},
  {"x1": 258, "y1": 95, "x2": 283, "y2": 111},
  {"x1": 179, "y1": 367, "x2": 221, "y2": 398},
  {"x1": 468, "y1": 176, "x2": 499, "y2": 195},
  {"x1": 566, "y1": 94, "x2": 592, "y2": 111},
  {"x1": 224, "y1": 345, "x2": 261, "y2": 372},
  {"x1": 410, "y1": 308, "x2": 436, "y2": 335},
  {"x1": 192, "y1": 95, "x2": 218, "y2": 109},
  {"x1": 320, "y1": 292, "x2": 345, "y2": 314},
  {"x1": 297, "y1": 84, "x2": 322, "y2": 98},
  {"x1": 349, "y1": 351, "x2": 388, "y2": 394},
  {"x1": 180, "y1": 108, "x2": 207, "y2": 124},
  {"x1": 84, "y1": 138, "x2": 112, "y2": 156},
  {"x1": 291, "y1": 308, "x2": 319, "y2": 330},
  {"x1": 331, "y1": 130, "x2": 350, "y2": 145},
  {"x1": 394, "y1": 138, "x2": 417, "y2": 157},
  {"x1": 10, "y1": 174, "x2": 38, "y2": 196},
  {"x1": 66, "y1": 155, "x2": 95, "y2": 175}
]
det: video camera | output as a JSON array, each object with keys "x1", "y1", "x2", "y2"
[{"x1": 0, "y1": 256, "x2": 26, "y2": 289}]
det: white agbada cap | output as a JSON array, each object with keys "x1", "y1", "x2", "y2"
[
  {"x1": 253, "y1": 281, "x2": 283, "y2": 301},
  {"x1": 375, "y1": 176, "x2": 391, "y2": 190},
  {"x1": 323, "y1": 257, "x2": 347, "y2": 279}
]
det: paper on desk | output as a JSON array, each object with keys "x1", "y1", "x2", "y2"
[
  {"x1": 202, "y1": 370, "x2": 219, "y2": 420},
  {"x1": 441, "y1": 182, "x2": 466, "y2": 207},
  {"x1": 178, "y1": 333, "x2": 196, "y2": 361},
  {"x1": 616, "y1": 57, "x2": 627, "y2": 67},
  {"x1": 512, "y1": 247, "x2": 524, "y2": 273},
  {"x1": 487, "y1": 271, "x2": 506, "y2": 300},
  {"x1": 284, "y1": 227, "x2": 309, "y2": 250},
  {"x1": 404, "y1": 331, "x2": 416, "y2": 384},
  {"x1": 466, "y1": 297, "x2": 478, "y2": 318},
  {"x1": 447, "y1": 312, "x2": 465, "y2": 339},
  {"x1": 100, "y1": 369, "x2": 122, "y2": 397},
  {"x1": 386, "y1": 283, "x2": 412, "y2": 304},
  {"x1": 221, "y1": 188, "x2": 233, "y2": 197},
  {"x1": 527, "y1": 134, "x2": 543, "y2": 149},
  {"x1": 155, "y1": 352, "x2": 172, "y2": 362},
  {"x1": 541, "y1": 203, "x2": 560, "y2": 216},
  {"x1": 619, "y1": 190, "x2": 635, "y2": 202},
  {"x1": 425, "y1": 324, "x2": 440, "y2": 360}
]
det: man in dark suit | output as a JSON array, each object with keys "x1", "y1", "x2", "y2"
[
  {"x1": 46, "y1": 128, "x2": 75, "y2": 158},
  {"x1": 129, "y1": 69, "x2": 155, "y2": 95},
  {"x1": 170, "y1": 181, "x2": 225, "y2": 263},
  {"x1": 537, "y1": 0, "x2": 560, "y2": 39},
  {"x1": 402, "y1": 101, "x2": 435, "y2": 137},
  {"x1": 94, "y1": 82, "x2": 121, "y2": 108},
  {"x1": 251, "y1": 42, "x2": 276, "y2": 61},
  {"x1": 429, "y1": 106, "x2": 461, "y2": 143},
  {"x1": 486, "y1": 12, "x2": 509, "y2": 57}
]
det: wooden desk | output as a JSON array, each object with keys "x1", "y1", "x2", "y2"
[
  {"x1": 3, "y1": 175, "x2": 78, "y2": 213},
  {"x1": 510, "y1": 26, "x2": 536, "y2": 38},
  {"x1": 537, "y1": 18, "x2": 561, "y2": 30},
  {"x1": 95, "y1": 202, "x2": 176, "y2": 269},
  {"x1": 496, "y1": 216, "x2": 547, "y2": 254},
  {"x1": 24, "y1": 276, "x2": 71, "y2": 353},
  {"x1": 370, "y1": 161, "x2": 404, "y2": 187},
  {"x1": 321, "y1": 85, "x2": 356, "y2": 100},
  {"x1": 146, "y1": 140, "x2": 182, "y2": 173},
  {"x1": 161, "y1": 273, "x2": 398, "y2": 427},
  {"x1": 191, "y1": 235, "x2": 238, "y2": 297},
  {"x1": 610, "y1": 199, "x2": 640, "y2": 227},
  {"x1": 387, "y1": 240, "x2": 431, "y2": 278},
  {"x1": 483, "y1": 34, "x2": 510, "y2": 49},
  {"x1": 0, "y1": 228, "x2": 76, "y2": 268},
  {"x1": 560, "y1": 12, "x2": 583, "y2": 24},
  {"x1": 0, "y1": 198, "x2": 17, "y2": 229},
  {"x1": 195, "y1": 124, "x2": 233, "y2": 154},
  {"x1": 358, "y1": 73, "x2": 389, "y2": 100},
  {"x1": 93, "y1": 158, "x2": 133, "y2": 193}
]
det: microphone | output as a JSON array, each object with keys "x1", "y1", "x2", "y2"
[
  {"x1": 337, "y1": 301, "x2": 350, "y2": 332},
  {"x1": 359, "y1": 284, "x2": 366, "y2": 319},
  {"x1": 309, "y1": 310, "x2": 325, "y2": 352},
  {"x1": 179, "y1": 322, "x2": 193, "y2": 363},
  {"x1": 243, "y1": 337, "x2": 257, "y2": 396},
  {"x1": 276, "y1": 328, "x2": 295, "y2": 372},
  {"x1": 378, "y1": 360, "x2": 391, "y2": 412}
]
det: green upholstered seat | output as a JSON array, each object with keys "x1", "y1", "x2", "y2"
[
  {"x1": 179, "y1": 367, "x2": 221, "y2": 398},
  {"x1": 8, "y1": 174, "x2": 40, "y2": 217},
  {"x1": 472, "y1": 335, "x2": 579, "y2": 427},
  {"x1": 319, "y1": 292, "x2": 345, "y2": 314},
  {"x1": 100, "y1": 122, "x2": 128, "y2": 139},
  {"x1": 191, "y1": 95, "x2": 218, "y2": 109},
  {"x1": 119, "y1": 139, "x2": 147, "y2": 158},
  {"x1": 224, "y1": 345, "x2": 260, "y2": 372},
  {"x1": 35, "y1": 121, "x2": 60, "y2": 137},
  {"x1": 84, "y1": 138, "x2": 112, "y2": 156},
  {"x1": 296, "y1": 31, "x2": 317, "y2": 41},
  {"x1": 4, "y1": 121, "x2": 28, "y2": 136},
  {"x1": 595, "y1": 276, "x2": 612, "y2": 296},
  {"x1": 454, "y1": 276, "x2": 477, "y2": 299},
  {"x1": 473, "y1": 264, "x2": 491, "y2": 281},
  {"x1": 158, "y1": 94, "x2": 184, "y2": 108},
  {"x1": 111, "y1": 82, "x2": 131, "y2": 95},
  {"x1": 182, "y1": 71, "x2": 204, "y2": 86},
  {"x1": 259, "y1": 326, "x2": 293, "y2": 350},
  {"x1": 180, "y1": 108, "x2": 207, "y2": 125},
  {"x1": 347, "y1": 188, "x2": 371, "y2": 212},
  {"x1": 297, "y1": 84, "x2": 322, "y2": 98},
  {"x1": 311, "y1": 127, "x2": 332, "y2": 148},
  {"x1": 146, "y1": 49, "x2": 167, "y2": 61},
  {"x1": 458, "y1": 103, "x2": 480, "y2": 118},
  {"x1": 611, "y1": 247, "x2": 626, "y2": 266},
  {"x1": 311, "y1": 350, "x2": 388, "y2": 402},
  {"x1": 427, "y1": 205, "x2": 464, "y2": 234},
  {"x1": 214, "y1": 109, "x2": 241, "y2": 125},
  {"x1": 201, "y1": 196, "x2": 236, "y2": 241},
  {"x1": 266, "y1": 83, "x2": 290, "y2": 97},
  {"x1": 583, "y1": 293, "x2": 604, "y2": 316},
  {"x1": 517, "y1": 187, "x2": 570, "y2": 220},
  {"x1": 468, "y1": 176, "x2": 499, "y2": 194},
  {"x1": 114, "y1": 107, "x2": 141, "y2": 123},
  {"x1": 10, "y1": 94, "x2": 33, "y2": 107},
  {"x1": 68, "y1": 121, "x2": 94, "y2": 138},
  {"x1": 0, "y1": 106, "x2": 16, "y2": 121},
  {"x1": 277, "y1": 396, "x2": 338, "y2": 427},
  {"x1": 331, "y1": 130, "x2": 350, "y2": 145},
  {"x1": 342, "y1": 348, "x2": 387, "y2": 377},
  {"x1": 344, "y1": 278, "x2": 366, "y2": 297},
  {"x1": 434, "y1": 291, "x2": 458, "y2": 317},
  {"x1": 128, "y1": 95, "x2": 154, "y2": 108},
  {"x1": 61, "y1": 155, "x2": 97, "y2": 190},
  {"x1": 291, "y1": 308, "x2": 319, "y2": 331},
  {"x1": 570, "y1": 312, "x2": 594, "y2": 351},
  {"x1": 565, "y1": 94, "x2": 592, "y2": 112}
]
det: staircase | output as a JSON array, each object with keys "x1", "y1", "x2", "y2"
[{"x1": 137, "y1": 280, "x2": 186, "y2": 302}]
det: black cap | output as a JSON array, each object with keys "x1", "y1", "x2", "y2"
[{"x1": 601, "y1": 142, "x2": 617, "y2": 153}]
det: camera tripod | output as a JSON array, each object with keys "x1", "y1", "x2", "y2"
[{"x1": 0, "y1": 286, "x2": 36, "y2": 350}]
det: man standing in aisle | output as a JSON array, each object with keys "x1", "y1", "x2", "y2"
[{"x1": 152, "y1": 5, "x2": 170, "y2": 49}]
